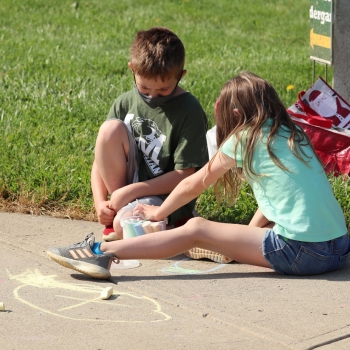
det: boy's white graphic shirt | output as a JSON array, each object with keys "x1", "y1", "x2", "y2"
[{"x1": 125, "y1": 114, "x2": 167, "y2": 176}]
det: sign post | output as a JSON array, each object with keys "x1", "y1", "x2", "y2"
[
  {"x1": 309, "y1": 0, "x2": 333, "y2": 65},
  {"x1": 333, "y1": 1, "x2": 350, "y2": 102},
  {"x1": 309, "y1": 1, "x2": 350, "y2": 102},
  {"x1": 309, "y1": 0, "x2": 332, "y2": 85}
]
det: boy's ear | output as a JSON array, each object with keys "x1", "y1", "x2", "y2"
[
  {"x1": 128, "y1": 62, "x2": 133, "y2": 72},
  {"x1": 180, "y1": 70, "x2": 187, "y2": 80}
]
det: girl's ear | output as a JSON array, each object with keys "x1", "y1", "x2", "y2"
[
  {"x1": 233, "y1": 108, "x2": 241, "y2": 116},
  {"x1": 215, "y1": 100, "x2": 219, "y2": 119},
  {"x1": 128, "y1": 62, "x2": 133, "y2": 72}
]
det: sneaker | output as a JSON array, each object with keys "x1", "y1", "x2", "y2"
[
  {"x1": 102, "y1": 225, "x2": 120, "y2": 242},
  {"x1": 184, "y1": 247, "x2": 233, "y2": 264},
  {"x1": 47, "y1": 233, "x2": 116, "y2": 279}
]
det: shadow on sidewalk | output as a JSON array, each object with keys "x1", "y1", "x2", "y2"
[{"x1": 69, "y1": 260, "x2": 350, "y2": 283}]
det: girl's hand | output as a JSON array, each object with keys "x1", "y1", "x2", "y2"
[{"x1": 133, "y1": 203, "x2": 161, "y2": 221}]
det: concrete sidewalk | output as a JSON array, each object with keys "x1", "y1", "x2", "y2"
[{"x1": 1, "y1": 212, "x2": 350, "y2": 349}]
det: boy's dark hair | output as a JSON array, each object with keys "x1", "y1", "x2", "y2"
[{"x1": 130, "y1": 27, "x2": 185, "y2": 81}]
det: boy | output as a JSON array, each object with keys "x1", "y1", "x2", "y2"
[{"x1": 92, "y1": 27, "x2": 208, "y2": 241}]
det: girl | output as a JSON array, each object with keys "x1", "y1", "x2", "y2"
[{"x1": 47, "y1": 71, "x2": 349, "y2": 279}]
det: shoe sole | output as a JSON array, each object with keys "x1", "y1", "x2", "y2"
[
  {"x1": 101, "y1": 232, "x2": 120, "y2": 242},
  {"x1": 47, "y1": 250, "x2": 111, "y2": 279},
  {"x1": 184, "y1": 248, "x2": 233, "y2": 264}
]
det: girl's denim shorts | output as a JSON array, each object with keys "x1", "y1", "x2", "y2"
[{"x1": 262, "y1": 229, "x2": 350, "y2": 276}]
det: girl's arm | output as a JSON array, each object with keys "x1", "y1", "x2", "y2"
[
  {"x1": 249, "y1": 208, "x2": 272, "y2": 228},
  {"x1": 108, "y1": 168, "x2": 195, "y2": 213},
  {"x1": 134, "y1": 151, "x2": 236, "y2": 221}
]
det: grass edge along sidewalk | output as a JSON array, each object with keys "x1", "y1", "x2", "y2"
[{"x1": 1, "y1": 0, "x2": 349, "y2": 228}]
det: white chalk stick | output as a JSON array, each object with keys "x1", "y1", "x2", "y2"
[
  {"x1": 141, "y1": 221, "x2": 153, "y2": 233},
  {"x1": 150, "y1": 222, "x2": 163, "y2": 232},
  {"x1": 151, "y1": 221, "x2": 166, "y2": 232},
  {"x1": 0, "y1": 302, "x2": 5, "y2": 311},
  {"x1": 100, "y1": 287, "x2": 113, "y2": 300}
]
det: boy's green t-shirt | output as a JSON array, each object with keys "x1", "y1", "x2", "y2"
[{"x1": 107, "y1": 87, "x2": 209, "y2": 224}]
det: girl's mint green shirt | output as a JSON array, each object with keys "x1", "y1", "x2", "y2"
[{"x1": 221, "y1": 121, "x2": 347, "y2": 242}]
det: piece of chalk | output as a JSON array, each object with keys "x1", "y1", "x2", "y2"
[
  {"x1": 0, "y1": 302, "x2": 5, "y2": 311},
  {"x1": 123, "y1": 221, "x2": 138, "y2": 238},
  {"x1": 141, "y1": 221, "x2": 153, "y2": 234},
  {"x1": 100, "y1": 287, "x2": 114, "y2": 300},
  {"x1": 150, "y1": 222, "x2": 163, "y2": 232},
  {"x1": 133, "y1": 222, "x2": 145, "y2": 236}
]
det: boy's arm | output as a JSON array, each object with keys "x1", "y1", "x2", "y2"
[
  {"x1": 91, "y1": 161, "x2": 115, "y2": 225},
  {"x1": 108, "y1": 167, "x2": 195, "y2": 212}
]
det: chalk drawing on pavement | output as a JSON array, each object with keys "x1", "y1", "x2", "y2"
[
  {"x1": 161, "y1": 257, "x2": 227, "y2": 275},
  {"x1": 8, "y1": 269, "x2": 171, "y2": 322}
]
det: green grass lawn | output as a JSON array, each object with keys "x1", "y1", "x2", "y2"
[{"x1": 1, "y1": 0, "x2": 349, "y2": 228}]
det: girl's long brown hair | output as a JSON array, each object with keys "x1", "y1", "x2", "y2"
[{"x1": 211, "y1": 71, "x2": 320, "y2": 205}]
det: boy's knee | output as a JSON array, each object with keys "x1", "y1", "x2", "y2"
[
  {"x1": 98, "y1": 120, "x2": 128, "y2": 144},
  {"x1": 113, "y1": 216, "x2": 124, "y2": 239}
]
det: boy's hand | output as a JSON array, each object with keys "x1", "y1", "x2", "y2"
[
  {"x1": 133, "y1": 203, "x2": 161, "y2": 222},
  {"x1": 96, "y1": 201, "x2": 115, "y2": 226}
]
